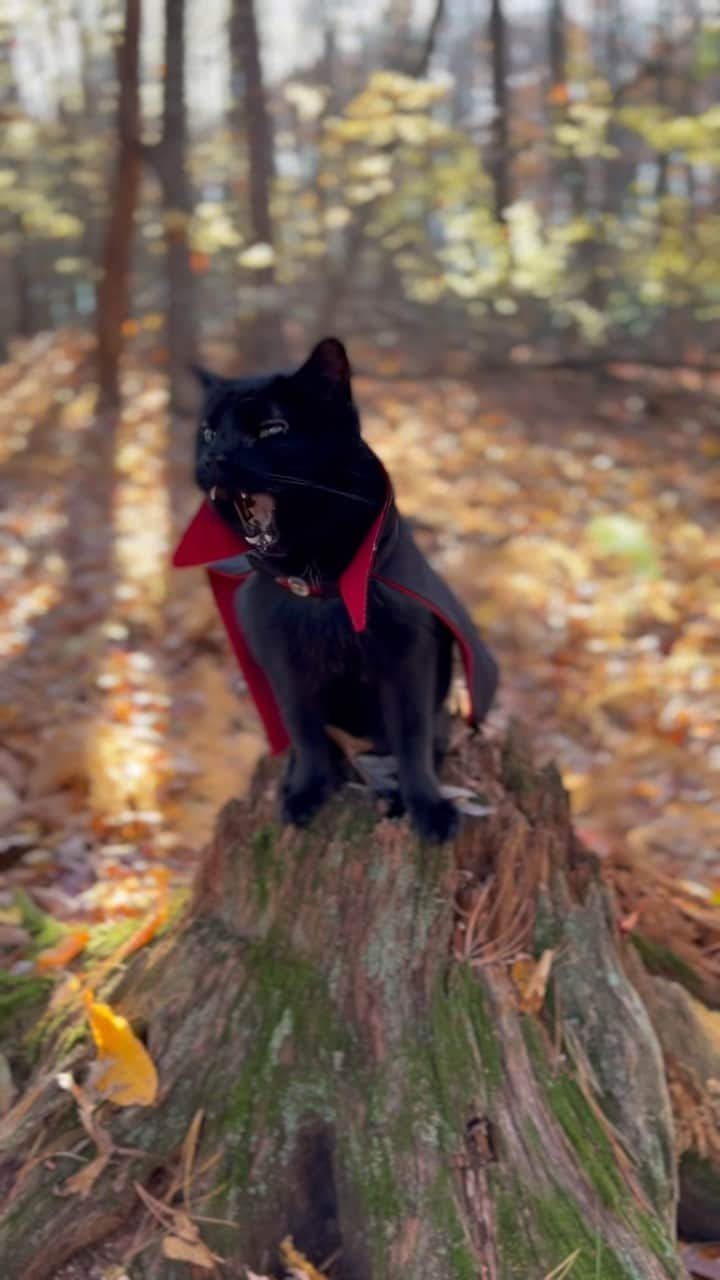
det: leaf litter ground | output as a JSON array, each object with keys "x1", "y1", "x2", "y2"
[{"x1": 0, "y1": 330, "x2": 719, "y2": 972}]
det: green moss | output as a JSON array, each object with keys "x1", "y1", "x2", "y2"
[
  {"x1": 547, "y1": 1077, "x2": 626, "y2": 1212},
  {"x1": 521, "y1": 1018, "x2": 683, "y2": 1276},
  {"x1": 83, "y1": 917, "x2": 144, "y2": 962},
  {"x1": 447, "y1": 966, "x2": 502, "y2": 1091},
  {"x1": 345, "y1": 1127, "x2": 403, "y2": 1235},
  {"x1": 522, "y1": 1017, "x2": 627, "y2": 1212},
  {"x1": 495, "y1": 1182, "x2": 539, "y2": 1275},
  {"x1": 342, "y1": 803, "x2": 376, "y2": 842},
  {"x1": 386, "y1": 966, "x2": 502, "y2": 1166},
  {"x1": 426, "y1": 1167, "x2": 479, "y2": 1280},
  {"x1": 222, "y1": 930, "x2": 349, "y2": 1189},
  {"x1": 635, "y1": 1208, "x2": 679, "y2": 1266},
  {"x1": 534, "y1": 1189, "x2": 628, "y2": 1280},
  {"x1": 14, "y1": 889, "x2": 66, "y2": 950},
  {"x1": 534, "y1": 891, "x2": 565, "y2": 953},
  {"x1": 500, "y1": 1182, "x2": 629, "y2": 1280},
  {"x1": 0, "y1": 971, "x2": 53, "y2": 1056},
  {"x1": 629, "y1": 933, "x2": 704, "y2": 999},
  {"x1": 250, "y1": 825, "x2": 282, "y2": 909},
  {"x1": 521, "y1": 1011, "x2": 553, "y2": 1083}
]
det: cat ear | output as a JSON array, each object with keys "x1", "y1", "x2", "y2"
[
  {"x1": 297, "y1": 338, "x2": 352, "y2": 389},
  {"x1": 190, "y1": 364, "x2": 222, "y2": 391}
]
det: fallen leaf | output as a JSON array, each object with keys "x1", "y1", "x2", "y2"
[
  {"x1": 162, "y1": 1233, "x2": 218, "y2": 1268},
  {"x1": 134, "y1": 1182, "x2": 223, "y2": 1270},
  {"x1": 513, "y1": 949, "x2": 555, "y2": 1015},
  {"x1": 35, "y1": 927, "x2": 90, "y2": 970},
  {"x1": 84, "y1": 990, "x2": 158, "y2": 1106},
  {"x1": 280, "y1": 1236, "x2": 329, "y2": 1280}
]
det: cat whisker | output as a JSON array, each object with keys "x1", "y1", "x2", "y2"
[{"x1": 264, "y1": 472, "x2": 377, "y2": 505}]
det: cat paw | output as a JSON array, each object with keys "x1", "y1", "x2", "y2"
[
  {"x1": 281, "y1": 773, "x2": 333, "y2": 827},
  {"x1": 374, "y1": 787, "x2": 405, "y2": 818},
  {"x1": 409, "y1": 795, "x2": 460, "y2": 844}
]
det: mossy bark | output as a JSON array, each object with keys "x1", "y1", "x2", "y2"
[{"x1": 0, "y1": 730, "x2": 690, "y2": 1278}]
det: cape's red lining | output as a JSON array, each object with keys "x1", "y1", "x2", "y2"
[{"x1": 174, "y1": 475, "x2": 481, "y2": 752}]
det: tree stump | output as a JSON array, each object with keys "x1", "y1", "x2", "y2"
[{"x1": 0, "y1": 727, "x2": 694, "y2": 1278}]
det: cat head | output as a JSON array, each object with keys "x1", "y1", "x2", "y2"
[{"x1": 192, "y1": 339, "x2": 361, "y2": 556}]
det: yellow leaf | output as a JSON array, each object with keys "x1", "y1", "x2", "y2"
[
  {"x1": 84, "y1": 991, "x2": 158, "y2": 1106},
  {"x1": 512, "y1": 949, "x2": 555, "y2": 1015},
  {"x1": 280, "y1": 1236, "x2": 329, "y2": 1280}
]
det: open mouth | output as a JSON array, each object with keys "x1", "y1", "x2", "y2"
[{"x1": 210, "y1": 486, "x2": 280, "y2": 553}]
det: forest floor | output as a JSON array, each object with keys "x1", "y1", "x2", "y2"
[{"x1": 1, "y1": 329, "x2": 719, "y2": 949}]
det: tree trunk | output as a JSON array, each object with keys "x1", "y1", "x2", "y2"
[
  {"x1": 147, "y1": 0, "x2": 197, "y2": 418},
  {"x1": 489, "y1": 0, "x2": 510, "y2": 224},
  {"x1": 653, "y1": 2, "x2": 673, "y2": 206},
  {"x1": 0, "y1": 725, "x2": 700, "y2": 1279},
  {"x1": 229, "y1": 0, "x2": 283, "y2": 366},
  {"x1": 547, "y1": 0, "x2": 585, "y2": 218},
  {"x1": 95, "y1": 0, "x2": 142, "y2": 409}
]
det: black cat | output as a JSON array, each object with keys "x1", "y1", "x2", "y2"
[{"x1": 174, "y1": 338, "x2": 498, "y2": 843}]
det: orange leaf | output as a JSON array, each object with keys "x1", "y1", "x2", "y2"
[
  {"x1": 190, "y1": 251, "x2": 210, "y2": 275},
  {"x1": 84, "y1": 990, "x2": 158, "y2": 1106},
  {"x1": 121, "y1": 318, "x2": 140, "y2": 338},
  {"x1": 121, "y1": 868, "x2": 170, "y2": 958},
  {"x1": 122, "y1": 906, "x2": 168, "y2": 957},
  {"x1": 35, "y1": 928, "x2": 90, "y2": 971}
]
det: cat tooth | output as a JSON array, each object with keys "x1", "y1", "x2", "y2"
[{"x1": 210, "y1": 486, "x2": 217, "y2": 501}]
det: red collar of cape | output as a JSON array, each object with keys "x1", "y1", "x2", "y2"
[{"x1": 174, "y1": 476, "x2": 492, "y2": 755}]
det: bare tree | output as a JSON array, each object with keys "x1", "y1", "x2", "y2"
[
  {"x1": 230, "y1": 0, "x2": 282, "y2": 364},
  {"x1": 95, "y1": 0, "x2": 142, "y2": 408},
  {"x1": 547, "y1": 0, "x2": 585, "y2": 216},
  {"x1": 146, "y1": 0, "x2": 197, "y2": 415},
  {"x1": 230, "y1": 0, "x2": 274, "y2": 256},
  {"x1": 489, "y1": 0, "x2": 510, "y2": 223}
]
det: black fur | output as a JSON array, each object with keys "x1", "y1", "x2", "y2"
[{"x1": 194, "y1": 338, "x2": 469, "y2": 842}]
